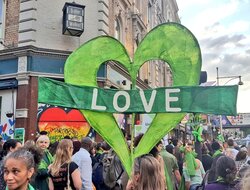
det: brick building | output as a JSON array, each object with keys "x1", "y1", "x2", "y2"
[{"x1": 0, "y1": 0, "x2": 180, "y2": 141}]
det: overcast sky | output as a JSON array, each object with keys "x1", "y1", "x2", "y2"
[{"x1": 176, "y1": 0, "x2": 250, "y2": 113}]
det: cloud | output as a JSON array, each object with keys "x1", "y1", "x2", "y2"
[
  {"x1": 177, "y1": 0, "x2": 250, "y2": 112},
  {"x1": 246, "y1": 49, "x2": 250, "y2": 54},
  {"x1": 201, "y1": 34, "x2": 246, "y2": 50}
]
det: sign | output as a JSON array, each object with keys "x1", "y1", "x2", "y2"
[
  {"x1": 38, "y1": 77, "x2": 238, "y2": 115},
  {"x1": 14, "y1": 128, "x2": 25, "y2": 144},
  {"x1": 224, "y1": 113, "x2": 250, "y2": 126}
]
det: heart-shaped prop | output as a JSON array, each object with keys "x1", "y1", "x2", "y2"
[{"x1": 64, "y1": 23, "x2": 201, "y2": 175}]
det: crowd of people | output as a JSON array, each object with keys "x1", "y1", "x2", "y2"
[{"x1": 0, "y1": 132, "x2": 250, "y2": 190}]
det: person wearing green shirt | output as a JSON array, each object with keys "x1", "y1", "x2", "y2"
[
  {"x1": 182, "y1": 144, "x2": 205, "y2": 190},
  {"x1": 161, "y1": 147, "x2": 181, "y2": 190},
  {"x1": 31, "y1": 135, "x2": 54, "y2": 190}
]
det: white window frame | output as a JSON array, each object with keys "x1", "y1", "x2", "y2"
[
  {"x1": 114, "y1": 17, "x2": 123, "y2": 43},
  {"x1": 0, "y1": 0, "x2": 6, "y2": 43}
]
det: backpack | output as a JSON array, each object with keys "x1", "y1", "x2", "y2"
[
  {"x1": 102, "y1": 150, "x2": 124, "y2": 189},
  {"x1": 92, "y1": 160, "x2": 104, "y2": 185}
]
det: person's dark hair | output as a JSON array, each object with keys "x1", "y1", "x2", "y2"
[
  {"x1": 39, "y1": 131, "x2": 48, "y2": 135},
  {"x1": 48, "y1": 141, "x2": 59, "y2": 156},
  {"x1": 73, "y1": 140, "x2": 81, "y2": 155},
  {"x1": 202, "y1": 144, "x2": 208, "y2": 154},
  {"x1": 63, "y1": 135, "x2": 71, "y2": 139},
  {"x1": 227, "y1": 139, "x2": 234, "y2": 147},
  {"x1": 211, "y1": 141, "x2": 220, "y2": 151},
  {"x1": 4, "y1": 145, "x2": 43, "y2": 172},
  {"x1": 166, "y1": 144, "x2": 174, "y2": 154},
  {"x1": 96, "y1": 142, "x2": 103, "y2": 151},
  {"x1": 0, "y1": 139, "x2": 21, "y2": 159},
  {"x1": 121, "y1": 128, "x2": 126, "y2": 138},
  {"x1": 241, "y1": 145, "x2": 246, "y2": 148},
  {"x1": 149, "y1": 141, "x2": 162, "y2": 158},
  {"x1": 134, "y1": 133, "x2": 144, "y2": 147},
  {"x1": 172, "y1": 139, "x2": 178, "y2": 146},
  {"x1": 235, "y1": 150, "x2": 247, "y2": 161},
  {"x1": 81, "y1": 137, "x2": 93, "y2": 151},
  {"x1": 216, "y1": 156, "x2": 237, "y2": 184},
  {"x1": 101, "y1": 142, "x2": 111, "y2": 151}
]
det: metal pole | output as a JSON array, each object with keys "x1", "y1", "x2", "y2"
[
  {"x1": 216, "y1": 67, "x2": 219, "y2": 86},
  {"x1": 216, "y1": 67, "x2": 223, "y2": 136}
]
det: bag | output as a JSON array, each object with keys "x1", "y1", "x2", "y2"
[
  {"x1": 102, "y1": 150, "x2": 124, "y2": 189},
  {"x1": 92, "y1": 160, "x2": 104, "y2": 185},
  {"x1": 65, "y1": 162, "x2": 72, "y2": 190},
  {"x1": 195, "y1": 170, "x2": 210, "y2": 190}
]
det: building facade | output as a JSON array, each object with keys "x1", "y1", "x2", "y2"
[{"x1": 0, "y1": 0, "x2": 179, "y2": 141}]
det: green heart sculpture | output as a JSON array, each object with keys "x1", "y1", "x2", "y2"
[{"x1": 64, "y1": 23, "x2": 201, "y2": 175}]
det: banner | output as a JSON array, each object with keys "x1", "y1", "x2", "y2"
[
  {"x1": 38, "y1": 77, "x2": 238, "y2": 115},
  {"x1": 14, "y1": 128, "x2": 25, "y2": 144}
]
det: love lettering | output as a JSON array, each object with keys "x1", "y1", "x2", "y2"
[
  {"x1": 38, "y1": 77, "x2": 238, "y2": 115},
  {"x1": 91, "y1": 88, "x2": 181, "y2": 113}
]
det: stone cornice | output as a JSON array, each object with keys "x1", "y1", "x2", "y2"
[{"x1": 0, "y1": 45, "x2": 71, "y2": 60}]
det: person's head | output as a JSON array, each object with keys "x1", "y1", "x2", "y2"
[
  {"x1": 202, "y1": 144, "x2": 208, "y2": 155},
  {"x1": 227, "y1": 139, "x2": 234, "y2": 147},
  {"x1": 90, "y1": 142, "x2": 97, "y2": 156},
  {"x1": 36, "y1": 135, "x2": 50, "y2": 150},
  {"x1": 101, "y1": 141, "x2": 111, "y2": 151},
  {"x1": 96, "y1": 142, "x2": 103, "y2": 152},
  {"x1": 50, "y1": 139, "x2": 73, "y2": 176},
  {"x1": 216, "y1": 156, "x2": 237, "y2": 184},
  {"x1": 132, "y1": 155, "x2": 165, "y2": 190},
  {"x1": 165, "y1": 144, "x2": 174, "y2": 154},
  {"x1": 81, "y1": 137, "x2": 93, "y2": 152},
  {"x1": 2, "y1": 139, "x2": 22, "y2": 156},
  {"x1": 24, "y1": 140, "x2": 35, "y2": 147},
  {"x1": 172, "y1": 139, "x2": 178, "y2": 147},
  {"x1": 48, "y1": 141, "x2": 59, "y2": 156},
  {"x1": 3, "y1": 146, "x2": 42, "y2": 190},
  {"x1": 235, "y1": 150, "x2": 247, "y2": 161},
  {"x1": 185, "y1": 141, "x2": 194, "y2": 152},
  {"x1": 211, "y1": 141, "x2": 221, "y2": 151},
  {"x1": 72, "y1": 140, "x2": 81, "y2": 155},
  {"x1": 149, "y1": 141, "x2": 163, "y2": 158}
]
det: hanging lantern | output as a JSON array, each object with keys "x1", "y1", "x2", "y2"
[{"x1": 62, "y1": 2, "x2": 85, "y2": 37}]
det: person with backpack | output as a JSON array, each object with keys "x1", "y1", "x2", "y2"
[
  {"x1": 92, "y1": 142, "x2": 109, "y2": 190},
  {"x1": 102, "y1": 148, "x2": 128, "y2": 190}
]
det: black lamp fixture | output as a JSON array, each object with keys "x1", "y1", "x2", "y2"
[
  {"x1": 238, "y1": 76, "x2": 243, "y2": 85},
  {"x1": 62, "y1": 2, "x2": 85, "y2": 37}
]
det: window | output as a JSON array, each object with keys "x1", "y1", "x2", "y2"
[
  {"x1": 0, "y1": 0, "x2": 6, "y2": 42},
  {"x1": 147, "y1": 3, "x2": 152, "y2": 28},
  {"x1": 136, "y1": 0, "x2": 142, "y2": 13},
  {"x1": 114, "y1": 18, "x2": 123, "y2": 43}
]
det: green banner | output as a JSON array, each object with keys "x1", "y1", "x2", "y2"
[{"x1": 38, "y1": 77, "x2": 238, "y2": 115}]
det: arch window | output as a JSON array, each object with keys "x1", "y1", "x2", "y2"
[{"x1": 114, "y1": 18, "x2": 123, "y2": 43}]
